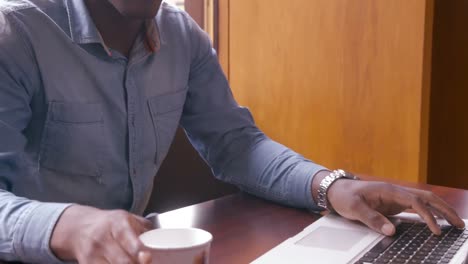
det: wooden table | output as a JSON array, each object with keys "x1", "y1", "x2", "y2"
[
  {"x1": 1, "y1": 181, "x2": 467, "y2": 263},
  {"x1": 157, "y1": 181, "x2": 468, "y2": 264}
]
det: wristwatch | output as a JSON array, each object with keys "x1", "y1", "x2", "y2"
[{"x1": 317, "y1": 169, "x2": 360, "y2": 211}]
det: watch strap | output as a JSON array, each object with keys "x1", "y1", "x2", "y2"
[{"x1": 317, "y1": 169, "x2": 359, "y2": 211}]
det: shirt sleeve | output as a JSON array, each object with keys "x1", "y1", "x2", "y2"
[
  {"x1": 0, "y1": 12, "x2": 71, "y2": 263},
  {"x1": 180, "y1": 13, "x2": 327, "y2": 211}
]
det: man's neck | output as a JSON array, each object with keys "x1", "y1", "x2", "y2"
[{"x1": 84, "y1": 0, "x2": 144, "y2": 57}]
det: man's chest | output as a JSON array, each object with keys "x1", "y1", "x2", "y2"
[{"x1": 28, "y1": 33, "x2": 191, "y2": 179}]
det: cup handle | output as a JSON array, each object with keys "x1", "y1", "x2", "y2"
[{"x1": 145, "y1": 212, "x2": 161, "y2": 229}]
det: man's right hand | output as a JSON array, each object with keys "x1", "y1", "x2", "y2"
[{"x1": 50, "y1": 205, "x2": 153, "y2": 264}]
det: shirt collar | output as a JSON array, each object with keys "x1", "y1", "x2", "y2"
[{"x1": 65, "y1": 0, "x2": 160, "y2": 55}]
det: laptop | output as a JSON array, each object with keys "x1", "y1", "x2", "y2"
[{"x1": 252, "y1": 212, "x2": 468, "y2": 264}]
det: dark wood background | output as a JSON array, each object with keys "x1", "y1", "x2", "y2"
[
  {"x1": 145, "y1": 128, "x2": 238, "y2": 213},
  {"x1": 427, "y1": 0, "x2": 468, "y2": 190}
]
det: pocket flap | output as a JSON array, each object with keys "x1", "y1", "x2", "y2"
[
  {"x1": 148, "y1": 90, "x2": 187, "y2": 115},
  {"x1": 49, "y1": 101, "x2": 103, "y2": 124}
]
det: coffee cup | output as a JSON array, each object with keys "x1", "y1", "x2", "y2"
[{"x1": 139, "y1": 228, "x2": 213, "y2": 264}]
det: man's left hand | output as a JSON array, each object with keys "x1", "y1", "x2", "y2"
[{"x1": 326, "y1": 179, "x2": 465, "y2": 236}]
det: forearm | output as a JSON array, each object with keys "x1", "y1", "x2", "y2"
[
  {"x1": 214, "y1": 131, "x2": 328, "y2": 210},
  {"x1": 0, "y1": 189, "x2": 71, "y2": 263}
]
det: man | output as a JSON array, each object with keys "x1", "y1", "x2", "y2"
[{"x1": 0, "y1": 0, "x2": 464, "y2": 263}]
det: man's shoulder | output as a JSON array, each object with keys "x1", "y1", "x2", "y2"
[
  {"x1": 0, "y1": 1, "x2": 33, "y2": 42},
  {"x1": 0, "y1": 0, "x2": 62, "y2": 13},
  {"x1": 0, "y1": 0, "x2": 63, "y2": 47},
  {"x1": 0, "y1": 0, "x2": 33, "y2": 14},
  {"x1": 159, "y1": 1, "x2": 185, "y2": 14},
  {"x1": 158, "y1": 1, "x2": 193, "y2": 25},
  {"x1": 0, "y1": 0, "x2": 67, "y2": 40},
  {"x1": 156, "y1": 1, "x2": 210, "y2": 56},
  {"x1": 157, "y1": 1, "x2": 199, "y2": 37}
]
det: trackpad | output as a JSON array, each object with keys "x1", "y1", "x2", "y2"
[{"x1": 295, "y1": 226, "x2": 368, "y2": 251}]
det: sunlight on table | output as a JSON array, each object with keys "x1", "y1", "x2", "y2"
[{"x1": 158, "y1": 206, "x2": 195, "y2": 228}]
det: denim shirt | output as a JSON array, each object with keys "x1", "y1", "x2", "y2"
[{"x1": 0, "y1": 0, "x2": 326, "y2": 262}]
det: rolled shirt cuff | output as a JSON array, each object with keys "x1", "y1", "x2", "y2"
[
  {"x1": 289, "y1": 161, "x2": 329, "y2": 212},
  {"x1": 12, "y1": 202, "x2": 73, "y2": 264}
]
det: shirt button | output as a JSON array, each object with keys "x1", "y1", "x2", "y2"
[{"x1": 133, "y1": 168, "x2": 137, "y2": 175}]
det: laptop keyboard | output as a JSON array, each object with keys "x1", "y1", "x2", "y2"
[{"x1": 355, "y1": 222, "x2": 468, "y2": 264}]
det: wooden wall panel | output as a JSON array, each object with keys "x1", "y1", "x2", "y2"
[
  {"x1": 217, "y1": 0, "x2": 230, "y2": 76},
  {"x1": 428, "y1": 0, "x2": 468, "y2": 189},
  {"x1": 227, "y1": 0, "x2": 433, "y2": 182}
]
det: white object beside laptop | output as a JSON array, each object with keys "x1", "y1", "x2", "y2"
[{"x1": 252, "y1": 212, "x2": 468, "y2": 264}]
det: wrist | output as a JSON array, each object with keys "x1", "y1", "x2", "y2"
[
  {"x1": 50, "y1": 204, "x2": 88, "y2": 261},
  {"x1": 326, "y1": 178, "x2": 356, "y2": 212},
  {"x1": 312, "y1": 169, "x2": 359, "y2": 211}
]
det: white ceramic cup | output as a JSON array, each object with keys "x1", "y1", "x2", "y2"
[{"x1": 139, "y1": 228, "x2": 213, "y2": 264}]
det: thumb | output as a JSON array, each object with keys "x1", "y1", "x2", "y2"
[
  {"x1": 353, "y1": 202, "x2": 395, "y2": 236},
  {"x1": 138, "y1": 251, "x2": 152, "y2": 264}
]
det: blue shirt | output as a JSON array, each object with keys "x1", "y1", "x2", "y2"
[{"x1": 0, "y1": 0, "x2": 326, "y2": 262}]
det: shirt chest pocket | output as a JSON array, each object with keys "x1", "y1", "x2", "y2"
[
  {"x1": 148, "y1": 90, "x2": 187, "y2": 165},
  {"x1": 39, "y1": 101, "x2": 105, "y2": 178}
]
